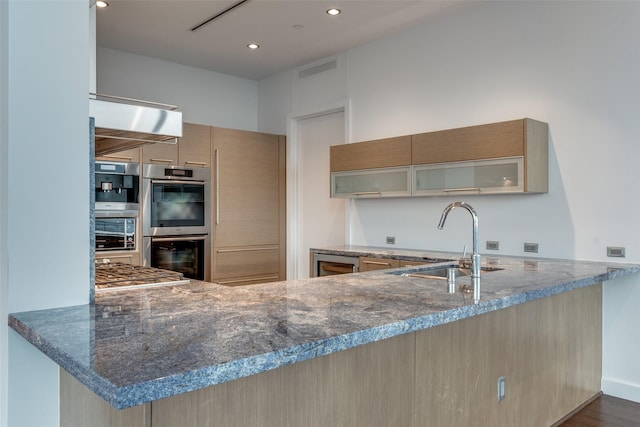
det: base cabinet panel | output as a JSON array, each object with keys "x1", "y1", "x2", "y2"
[
  {"x1": 151, "y1": 333, "x2": 416, "y2": 427},
  {"x1": 213, "y1": 246, "x2": 281, "y2": 285},
  {"x1": 414, "y1": 284, "x2": 602, "y2": 427},
  {"x1": 61, "y1": 370, "x2": 150, "y2": 427}
]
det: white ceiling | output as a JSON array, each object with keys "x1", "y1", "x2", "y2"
[{"x1": 96, "y1": 0, "x2": 472, "y2": 81}]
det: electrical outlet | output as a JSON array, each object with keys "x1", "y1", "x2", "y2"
[
  {"x1": 386, "y1": 236, "x2": 396, "y2": 245},
  {"x1": 486, "y1": 241, "x2": 499, "y2": 251},
  {"x1": 524, "y1": 243, "x2": 539, "y2": 253},
  {"x1": 607, "y1": 246, "x2": 625, "y2": 258},
  {"x1": 497, "y1": 377, "x2": 506, "y2": 401}
]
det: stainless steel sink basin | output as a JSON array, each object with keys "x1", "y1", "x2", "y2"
[{"x1": 389, "y1": 264, "x2": 503, "y2": 280}]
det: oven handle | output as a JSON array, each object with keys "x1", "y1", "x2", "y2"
[
  {"x1": 150, "y1": 179, "x2": 206, "y2": 185},
  {"x1": 151, "y1": 235, "x2": 208, "y2": 243},
  {"x1": 216, "y1": 246, "x2": 278, "y2": 253}
]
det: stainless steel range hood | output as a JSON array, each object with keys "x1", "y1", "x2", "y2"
[{"x1": 90, "y1": 93, "x2": 183, "y2": 157}]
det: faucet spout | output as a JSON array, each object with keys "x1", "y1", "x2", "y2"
[{"x1": 438, "y1": 202, "x2": 481, "y2": 304}]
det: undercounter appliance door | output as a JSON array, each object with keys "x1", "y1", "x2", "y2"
[{"x1": 312, "y1": 253, "x2": 360, "y2": 277}]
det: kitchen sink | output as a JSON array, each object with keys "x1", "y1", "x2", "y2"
[{"x1": 387, "y1": 264, "x2": 503, "y2": 280}]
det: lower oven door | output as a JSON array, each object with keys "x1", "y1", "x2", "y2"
[
  {"x1": 143, "y1": 235, "x2": 210, "y2": 281},
  {"x1": 312, "y1": 253, "x2": 360, "y2": 277}
]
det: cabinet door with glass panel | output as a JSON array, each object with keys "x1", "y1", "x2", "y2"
[
  {"x1": 411, "y1": 118, "x2": 548, "y2": 195},
  {"x1": 332, "y1": 167, "x2": 411, "y2": 198},
  {"x1": 330, "y1": 136, "x2": 412, "y2": 198},
  {"x1": 413, "y1": 157, "x2": 524, "y2": 196}
]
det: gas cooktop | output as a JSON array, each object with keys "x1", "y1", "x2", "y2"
[{"x1": 95, "y1": 262, "x2": 190, "y2": 292}]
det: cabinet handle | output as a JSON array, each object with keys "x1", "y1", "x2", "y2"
[
  {"x1": 442, "y1": 187, "x2": 480, "y2": 193},
  {"x1": 216, "y1": 246, "x2": 278, "y2": 253},
  {"x1": 353, "y1": 191, "x2": 381, "y2": 196},
  {"x1": 216, "y1": 275, "x2": 279, "y2": 285},
  {"x1": 101, "y1": 155, "x2": 133, "y2": 161},
  {"x1": 184, "y1": 161, "x2": 207, "y2": 166},
  {"x1": 214, "y1": 148, "x2": 220, "y2": 225},
  {"x1": 149, "y1": 158, "x2": 174, "y2": 164},
  {"x1": 362, "y1": 260, "x2": 392, "y2": 266}
]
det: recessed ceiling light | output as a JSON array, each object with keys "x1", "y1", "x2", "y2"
[
  {"x1": 326, "y1": 8, "x2": 341, "y2": 16},
  {"x1": 247, "y1": 43, "x2": 260, "y2": 50},
  {"x1": 96, "y1": 0, "x2": 109, "y2": 8}
]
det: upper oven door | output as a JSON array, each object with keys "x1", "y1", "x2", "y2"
[
  {"x1": 142, "y1": 164, "x2": 211, "y2": 237},
  {"x1": 142, "y1": 165, "x2": 211, "y2": 237}
]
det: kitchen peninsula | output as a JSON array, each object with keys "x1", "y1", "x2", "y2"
[{"x1": 9, "y1": 248, "x2": 640, "y2": 427}]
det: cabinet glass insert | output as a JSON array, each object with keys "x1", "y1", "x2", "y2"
[
  {"x1": 413, "y1": 157, "x2": 524, "y2": 195},
  {"x1": 332, "y1": 167, "x2": 411, "y2": 198}
]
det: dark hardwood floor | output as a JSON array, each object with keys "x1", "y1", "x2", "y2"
[{"x1": 559, "y1": 395, "x2": 640, "y2": 426}]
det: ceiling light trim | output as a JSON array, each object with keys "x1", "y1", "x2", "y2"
[{"x1": 191, "y1": 0, "x2": 252, "y2": 32}]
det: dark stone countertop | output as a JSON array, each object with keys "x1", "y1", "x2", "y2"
[{"x1": 8, "y1": 246, "x2": 640, "y2": 409}]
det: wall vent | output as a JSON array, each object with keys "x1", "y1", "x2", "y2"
[{"x1": 298, "y1": 60, "x2": 337, "y2": 79}]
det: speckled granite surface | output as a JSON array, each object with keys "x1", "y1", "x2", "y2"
[{"x1": 8, "y1": 247, "x2": 640, "y2": 409}]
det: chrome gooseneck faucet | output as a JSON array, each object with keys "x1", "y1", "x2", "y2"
[{"x1": 438, "y1": 202, "x2": 481, "y2": 304}]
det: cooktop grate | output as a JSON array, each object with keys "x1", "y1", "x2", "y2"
[{"x1": 95, "y1": 262, "x2": 187, "y2": 290}]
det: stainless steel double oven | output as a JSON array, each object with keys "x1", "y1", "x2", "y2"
[{"x1": 141, "y1": 164, "x2": 211, "y2": 281}]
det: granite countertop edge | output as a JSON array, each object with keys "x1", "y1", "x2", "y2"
[{"x1": 8, "y1": 246, "x2": 640, "y2": 409}]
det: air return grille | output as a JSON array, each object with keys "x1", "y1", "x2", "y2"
[{"x1": 298, "y1": 60, "x2": 338, "y2": 79}]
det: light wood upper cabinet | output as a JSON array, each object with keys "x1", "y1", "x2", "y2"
[
  {"x1": 178, "y1": 123, "x2": 211, "y2": 168},
  {"x1": 412, "y1": 118, "x2": 548, "y2": 194},
  {"x1": 141, "y1": 123, "x2": 211, "y2": 167},
  {"x1": 96, "y1": 147, "x2": 141, "y2": 164},
  {"x1": 141, "y1": 140, "x2": 178, "y2": 165},
  {"x1": 411, "y1": 119, "x2": 525, "y2": 164},
  {"x1": 330, "y1": 118, "x2": 548, "y2": 198},
  {"x1": 330, "y1": 136, "x2": 412, "y2": 198},
  {"x1": 330, "y1": 136, "x2": 411, "y2": 172}
]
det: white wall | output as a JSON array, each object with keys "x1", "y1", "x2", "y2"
[
  {"x1": 2, "y1": 1, "x2": 90, "y2": 426},
  {"x1": 293, "y1": 111, "x2": 347, "y2": 278},
  {"x1": 0, "y1": 1, "x2": 8, "y2": 425},
  {"x1": 97, "y1": 47, "x2": 259, "y2": 130},
  {"x1": 258, "y1": 1, "x2": 640, "y2": 402}
]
